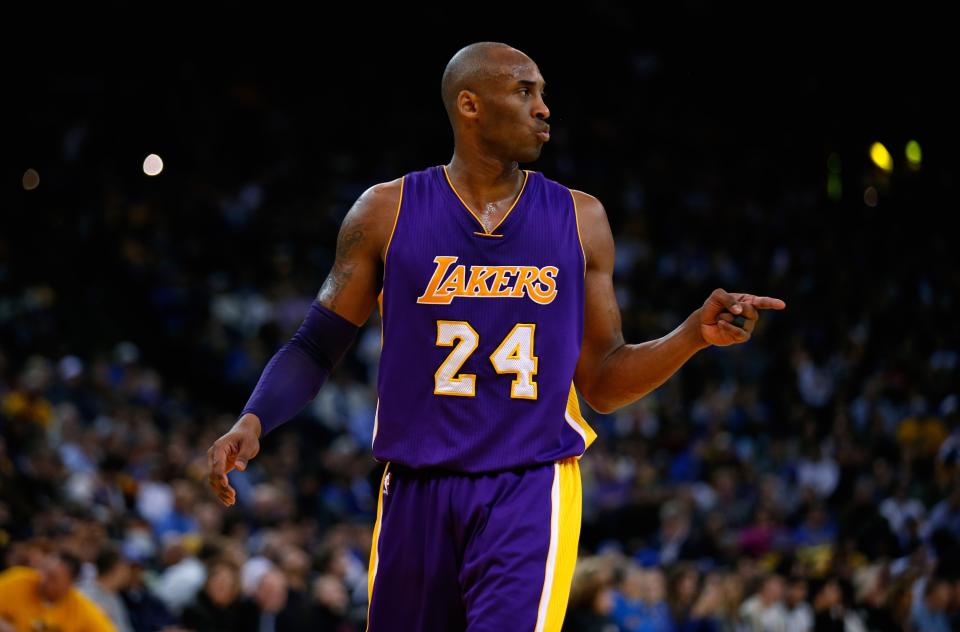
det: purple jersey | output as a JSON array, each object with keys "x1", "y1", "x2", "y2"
[{"x1": 373, "y1": 164, "x2": 596, "y2": 472}]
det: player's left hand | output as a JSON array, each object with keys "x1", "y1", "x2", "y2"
[{"x1": 698, "y1": 288, "x2": 786, "y2": 347}]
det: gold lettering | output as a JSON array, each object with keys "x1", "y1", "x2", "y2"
[{"x1": 416, "y1": 256, "x2": 459, "y2": 304}]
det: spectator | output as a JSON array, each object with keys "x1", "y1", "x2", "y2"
[
  {"x1": 0, "y1": 550, "x2": 116, "y2": 632},
  {"x1": 79, "y1": 546, "x2": 134, "y2": 632}
]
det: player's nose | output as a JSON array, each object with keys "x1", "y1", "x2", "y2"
[{"x1": 534, "y1": 96, "x2": 549, "y2": 121}]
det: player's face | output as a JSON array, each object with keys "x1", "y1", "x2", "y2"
[{"x1": 480, "y1": 62, "x2": 550, "y2": 163}]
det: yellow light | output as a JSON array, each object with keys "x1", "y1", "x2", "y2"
[
  {"x1": 869, "y1": 142, "x2": 893, "y2": 172},
  {"x1": 905, "y1": 140, "x2": 922, "y2": 166},
  {"x1": 22, "y1": 168, "x2": 40, "y2": 190},
  {"x1": 143, "y1": 154, "x2": 164, "y2": 176}
]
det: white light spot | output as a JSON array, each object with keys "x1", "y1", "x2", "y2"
[{"x1": 143, "y1": 154, "x2": 164, "y2": 176}]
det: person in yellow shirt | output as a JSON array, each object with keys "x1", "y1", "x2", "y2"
[{"x1": 0, "y1": 551, "x2": 116, "y2": 632}]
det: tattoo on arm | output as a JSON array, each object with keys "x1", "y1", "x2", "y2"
[{"x1": 317, "y1": 217, "x2": 365, "y2": 310}]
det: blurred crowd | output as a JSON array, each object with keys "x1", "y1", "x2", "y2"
[{"x1": 4, "y1": 41, "x2": 958, "y2": 632}]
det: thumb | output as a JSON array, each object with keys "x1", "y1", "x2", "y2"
[{"x1": 235, "y1": 436, "x2": 260, "y2": 471}]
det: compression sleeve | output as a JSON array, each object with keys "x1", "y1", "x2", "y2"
[{"x1": 240, "y1": 300, "x2": 360, "y2": 435}]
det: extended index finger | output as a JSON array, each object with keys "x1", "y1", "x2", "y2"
[{"x1": 738, "y1": 294, "x2": 786, "y2": 310}]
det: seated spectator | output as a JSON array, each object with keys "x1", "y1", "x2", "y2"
[
  {"x1": 179, "y1": 559, "x2": 252, "y2": 632},
  {"x1": 0, "y1": 550, "x2": 116, "y2": 632},
  {"x1": 79, "y1": 546, "x2": 134, "y2": 632}
]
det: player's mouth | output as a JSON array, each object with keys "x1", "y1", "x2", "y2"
[{"x1": 535, "y1": 129, "x2": 550, "y2": 142}]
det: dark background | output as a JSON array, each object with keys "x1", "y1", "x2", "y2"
[{"x1": 3, "y1": 7, "x2": 958, "y2": 630}]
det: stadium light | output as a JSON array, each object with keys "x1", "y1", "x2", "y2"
[
  {"x1": 905, "y1": 140, "x2": 922, "y2": 168},
  {"x1": 143, "y1": 154, "x2": 164, "y2": 176},
  {"x1": 869, "y1": 142, "x2": 893, "y2": 173}
]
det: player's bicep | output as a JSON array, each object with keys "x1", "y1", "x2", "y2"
[
  {"x1": 571, "y1": 191, "x2": 624, "y2": 407},
  {"x1": 317, "y1": 181, "x2": 399, "y2": 326}
]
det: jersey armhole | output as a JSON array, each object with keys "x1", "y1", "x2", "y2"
[
  {"x1": 382, "y1": 176, "x2": 405, "y2": 265},
  {"x1": 568, "y1": 188, "x2": 586, "y2": 279},
  {"x1": 378, "y1": 176, "x2": 405, "y2": 335}
]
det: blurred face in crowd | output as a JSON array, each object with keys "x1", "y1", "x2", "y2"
[
  {"x1": 313, "y1": 575, "x2": 348, "y2": 615},
  {"x1": 38, "y1": 556, "x2": 73, "y2": 602},
  {"x1": 815, "y1": 580, "x2": 842, "y2": 609},
  {"x1": 760, "y1": 575, "x2": 785, "y2": 605},
  {"x1": 594, "y1": 585, "x2": 614, "y2": 615},
  {"x1": 206, "y1": 563, "x2": 240, "y2": 608},
  {"x1": 645, "y1": 569, "x2": 666, "y2": 605},
  {"x1": 927, "y1": 580, "x2": 952, "y2": 612},
  {"x1": 675, "y1": 569, "x2": 699, "y2": 603},
  {"x1": 786, "y1": 579, "x2": 808, "y2": 607},
  {"x1": 723, "y1": 575, "x2": 745, "y2": 607},
  {"x1": 256, "y1": 569, "x2": 288, "y2": 613},
  {"x1": 280, "y1": 546, "x2": 310, "y2": 589},
  {"x1": 620, "y1": 567, "x2": 645, "y2": 601}
]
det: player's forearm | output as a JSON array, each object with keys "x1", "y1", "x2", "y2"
[
  {"x1": 241, "y1": 301, "x2": 359, "y2": 434},
  {"x1": 585, "y1": 310, "x2": 708, "y2": 413}
]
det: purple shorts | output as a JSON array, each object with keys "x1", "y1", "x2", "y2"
[{"x1": 365, "y1": 457, "x2": 582, "y2": 632}]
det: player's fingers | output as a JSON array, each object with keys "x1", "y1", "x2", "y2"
[
  {"x1": 740, "y1": 295, "x2": 786, "y2": 310},
  {"x1": 207, "y1": 443, "x2": 225, "y2": 476},
  {"x1": 710, "y1": 288, "x2": 744, "y2": 315},
  {"x1": 208, "y1": 446, "x2": 229, "y2": 494},
  {"x1": 721, "y1": 312, "x2": 754, "y2": 331},
  {"x1": 216, "y1": 477, "x2": 236, "y2": 506},
  {"x1": 718, "y1": 319, "x2": 750, "y2": 342},
  {"x1": 732, "y1": 301, "x2": 759, "y2": 321}
]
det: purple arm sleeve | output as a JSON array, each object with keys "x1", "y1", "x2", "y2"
[{"x1": 240, "y1": 301, "x2": 360, "y2": 435}]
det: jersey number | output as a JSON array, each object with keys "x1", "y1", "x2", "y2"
[{"x1": 434, "y1": 321, "x2": 538, "y2": 399}]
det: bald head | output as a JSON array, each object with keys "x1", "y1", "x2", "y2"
[
  {"x1": 440, "y1": 42, "x2": 550, "y2": 162},
  {"x1": 441, "y1": 42, "x2": 534, "y2": 120}
]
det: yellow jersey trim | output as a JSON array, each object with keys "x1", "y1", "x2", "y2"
[
  {"x1": 534, "y1": 458, "x2": 582, "y2": 632},
  {"x1": 565, "y1": 383, "x2": 597, "y2": 455},
  {"x1": 378, "y1": 176, "x2": 404, "y2": 348},
  {"x1": 382, "y1": 175, "x2": 404, "y2": 262},
  {"x1": 365, "y1": 463, "x2": 390, "y2": 631},
  {"x1": 442, "y1": 165, "x2": 530, "y2": 236},
  {"x1": 568, "y1": 189, "x2": 586, "y2": 279}
]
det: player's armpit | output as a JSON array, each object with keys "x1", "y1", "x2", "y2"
[
  {"x1": 317, "y1": 178, "x2": 403, "y2": 326},
  {"x1": 570, "y1": 190, "x2": 625, "y2": 413}
]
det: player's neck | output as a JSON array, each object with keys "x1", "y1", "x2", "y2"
[{"x1": 445, "y1": 153, "x2": 524, "y2": 202}]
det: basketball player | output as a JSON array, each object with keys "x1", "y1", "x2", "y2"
[{"x1": 207, "y1": 42, "x2": 786, "y2": 631}]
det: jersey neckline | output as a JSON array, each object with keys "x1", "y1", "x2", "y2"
[{"x1": 438, "y1": 165, "x2": 531, "y2": 237}]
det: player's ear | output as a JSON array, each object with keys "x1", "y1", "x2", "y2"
[{"x1": 457, "y1": 90, "x2": 480, "y2": 120}]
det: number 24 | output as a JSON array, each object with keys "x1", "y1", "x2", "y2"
[{"x1": 434, "y1": 320, "x2": 538, "y2": 400}]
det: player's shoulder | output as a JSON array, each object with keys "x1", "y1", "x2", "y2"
[
  {"x1": 345, "y1": 177, "x2": 404, "y2": 228},
  {"x1": 566, "y1": 188, "x2": 613, "y2": 268},
  {"x1": 567, "y1": 188, "x2": 608, "y2": 224},
  {"x1": 356, "y1": 163, "x2": 441, "y2": 213},
  {"x1": 359, "y1": 176, "x2": 404, "y2": 210}
]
